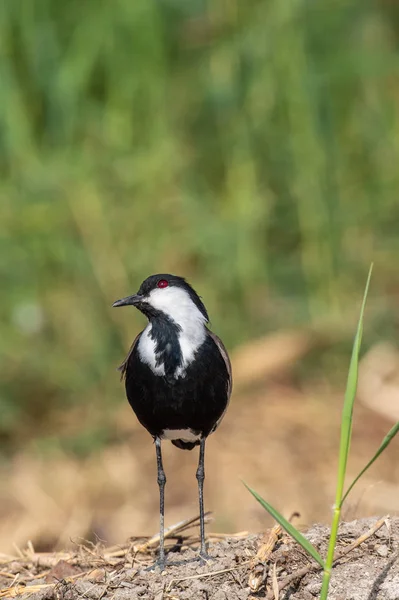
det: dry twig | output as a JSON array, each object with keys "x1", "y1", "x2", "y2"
[{"x1": 248, "y1": 511, "x2": 299, "y2": 592}]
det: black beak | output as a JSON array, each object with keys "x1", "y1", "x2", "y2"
[{"x1": 112, "y1": 294, "x2": 143, "y2": 308}]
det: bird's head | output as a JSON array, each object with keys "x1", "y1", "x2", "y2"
[{"x1": 112, "y1": 274, "x2": 209, "y2": 327}]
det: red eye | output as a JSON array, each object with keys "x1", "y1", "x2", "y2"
[{"x1": 157, "y1": 279, "x2": 169, "y2": 289}]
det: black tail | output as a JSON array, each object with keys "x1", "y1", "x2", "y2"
[{"x1": 172, "y1": 439, "x2": 200, "y2": 450}]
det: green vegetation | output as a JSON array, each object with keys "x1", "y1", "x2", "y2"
[
  {"x1": 1, "y1": 1, "x2": 399, "y2": 453},
  {"x1": 246, "y1": 267, "x2": 399, "y2": 599}
]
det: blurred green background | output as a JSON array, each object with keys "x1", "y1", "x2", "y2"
[{"x1": 1, "y1": 0, "x2": 399, "y2": 458}]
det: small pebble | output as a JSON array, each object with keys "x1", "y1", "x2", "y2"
[
  {"x1": 376, "y1": 544, "x2": 389, "y2": 558},
  {"x1": 305, "y1": 582, "x2": 322, "y2": 595}
]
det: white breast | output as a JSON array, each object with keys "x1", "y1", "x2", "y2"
[
  {"x1": 137, "y1": 325, "x2": 165, "y2": 376},
  {"x1": 175, "y1": 327, "x2": 205, "y2": 377}
]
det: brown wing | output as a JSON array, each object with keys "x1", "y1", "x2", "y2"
[
  {"x1": 118, "y1": 332, "x2": 141, "y2": 381},
  {"x1": 208, "y1": 330, "x2": 232, "y2": 400}
]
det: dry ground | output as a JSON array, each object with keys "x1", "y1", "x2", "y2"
[{"x1": 1, "y1": 517, "x2": 398, "y2": 599}]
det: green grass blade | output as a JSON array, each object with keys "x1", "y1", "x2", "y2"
[
  {"x1": 342, "y1": 421, "x2": 399, "y2": 505},
  {"x1": 243, "y1": 482, "x2": 325, "y2": 568},
  {"x1": 320, "y1": 264, "x2": 373, "y2": 599},
  {"x1": 335, "y1": 263, "x2": 373, "y2": 506}
]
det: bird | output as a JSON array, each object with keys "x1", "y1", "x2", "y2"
[{"x1": 113, "y1": 274, "x2": 232, "y2": 570}]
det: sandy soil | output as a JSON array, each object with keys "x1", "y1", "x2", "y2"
[{"x1": 1, "y1": 517, "x2": 398, "y2": 600}]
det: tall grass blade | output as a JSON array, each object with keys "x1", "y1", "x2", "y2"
[
  {"x1": 243, "y1": 483, "x2": 325, "y2": 568},
  {"x1": 335, "y1": 263, "x2": 373, "y2": 503},
  {"x1": 342, "y1": 421, "x2": 399, "y2": 505},
  {"x1": 320, "y1": 264, "x2": 373, "y2": 599}
]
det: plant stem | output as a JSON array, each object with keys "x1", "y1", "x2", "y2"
[{"x1": 320, "y1": 503, "x2": 341, "y2": 598}]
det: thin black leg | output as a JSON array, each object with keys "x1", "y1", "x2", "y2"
[
  {"x1": 196, "y1": 438, "x2": 208, "y2": 559},
  {"x1": 155, "y1": 437, "x2": 166, "y2": 569}
]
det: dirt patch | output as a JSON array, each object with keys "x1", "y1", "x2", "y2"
[{"x1": 1, "y1": 517, "x2": 399, "y2": 600}]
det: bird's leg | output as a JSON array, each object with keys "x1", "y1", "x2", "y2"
[
  {"x1": 155, "y1": 437, "x2": 167, "y2": 570},
  {"x1": 196, "y1": 438, "x2": 209, "y2": 560}
]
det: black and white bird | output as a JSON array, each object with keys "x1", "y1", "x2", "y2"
[{"x1": 113, "y1": 274, "x2": 232, "y2": 569}]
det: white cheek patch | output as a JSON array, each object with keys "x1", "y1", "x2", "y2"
[
  {"x1": 137, "y1": 325, "x2": 165, "y2": 376},
  {"x1": 146, "y1": 287, "x2": 207, "y2": 327}
]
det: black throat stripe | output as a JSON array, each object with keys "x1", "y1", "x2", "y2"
[{"x1": 149, "y1": 312, "x2": 183, "y2": 381}]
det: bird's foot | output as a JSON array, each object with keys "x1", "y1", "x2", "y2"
[
  {"x1": 159, "y1": 549, "x2": 212, "y2": 569},
  {"x1": 145, "y1": 557, "x2": 166, "y2": 572},
  {"x1": 197, "y1": 550, "x2": 211, "y2": 566},
  {"x1": 164, "y1": 554, "x2": 213, "y2": 568}
]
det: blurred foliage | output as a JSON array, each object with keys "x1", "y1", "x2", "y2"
[{"x1": 1, "y1": 0, "x2": 399, "y2": 455}]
